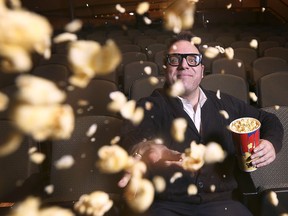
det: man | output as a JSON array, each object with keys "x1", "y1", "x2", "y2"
[{"x1": 119, "y1": 31, "x2": 283, "y2": 215}]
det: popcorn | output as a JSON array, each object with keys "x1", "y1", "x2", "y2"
[
  {"x1": 149, "y1": 76, "x2": 159, "y2": 85},
  {"x1": 250, "y1": 39, "x2": 258, "y2": 49},
  {"x1": 97, "y1": 145, "x2": 129, "y2": 173},
  {"x1": 216, "y1": 90, "x2": 221, "y2": 99},
  {"x1": 65, "y1": 19, "x2": 83, "y2": 33},
  {"x1": 164, "y1": 0, "x2": 197, "y2": 33},
  {"x1": 53, "y1": 32, "x2": 78, "y2": 44},
  {"x1": 230, "y1": 117, "x2": 260, "y2": 133},
  {"x1": 249, "y1": 92, "x2": 258, "y2": 102},
  {"x1": 0, "y1": 131, "x2": 23, "y2": 156},
  {"x1": 143, "y1": 17, "x2": 152, "y2": 25},
  {"x1": 191, "y1": 37, "x2": 201, "y2": 45},
  {"x1": 29, "y1": 152, "x2": 46, "y2": 164},
  {"x1": 120, "y1": 100, "x2": 144, "y2": 125},
  {"x1": 124, "y1": 177, "x2": 154, "y2": 213},
  {"x1": 125, "y1": 160, "x2": 147, "y2": 178},
  {"x1": 15, "y1": 75, "x2": 66, "y2": 105},
  {"x1": 204, "y1": 47, "x2": 219, "y2": 59},
  {"x1": 187, "y1": 184, "x2": 198, "y2": 195},
  {"x1": 210, "y1": 184, "x2": 216, "y2": 192},
  {"x1": 0, "y1": 91, "x2": 8, "y2": 111},
  {"x1": 0, "y1": 1, "x2": 52, "y2": 73},
  {"x1": 168, "y1": 80, "x2": 185, "y2": 97},
  {"x1": 226, "y1": 3, "x2": 232, "y2": 9},
  {"x1": 204, "y1": 142, "x2": 226, "y2": 164},
  {"x1": 110, "y1": 136, "x2": 120, "y2": 145},
  {"x1": 86, "y1": 124, "x2": 97, "y2": 137},
  {"x1": 225, "y1": 47, "x2": 234, "y2": 60},
  {"x1": 12, "y1": 104, "x2": 74, "y2": 141},
  {"x1": 171, "y1": 118, "x2": 187, "y2": 142},
  {"x1": 74, "y1": 191, "x2": 113, "y2": 216},
  {"x1": 108, "y1": 91, "x2": 128, "y2": 112},
  {"x1": 182, "y1": 141, "x2": 206, "y2": 172},
  {"x1": 144, "y1": 66, "x2": 152, "y2": 75},
  {"x1": 68, "y1": 39, "x2": 122, "y2": 88},
  {"x1": 267, "y1": 191, "x2": 279, "y2": 206},
  {"x1": 115, "y1": 4, "x2": 126, "y2": 13},
  {"x1": 219, "y1": 110, "x2": 229, "y2": 119},
  {"x1": 54, "y1": 155, "x2": 75, "y2": 169},
  {"x1": 152, "y1": 176, "x2": 166, "y2": 193},
  {"x1": 44, "y1": 185, "x2": 54, "y2": 194},
  {"x1": 7, "y1": 196, "x2": 74, "y2": 216},
  {"x1": 136, "y1": 2, "x2": 150, "y2": 15},
  {"x1": 170, "y1": 172, "x2": 183, "y2": 183}
]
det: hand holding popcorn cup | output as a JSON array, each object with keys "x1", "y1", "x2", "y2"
[{"x1": 229, "y1": 117, "x2": 261, "y2": 172}]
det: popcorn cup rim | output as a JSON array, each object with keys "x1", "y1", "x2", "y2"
[{"x1": 229, "y1": 117, "x2": 261, "y2": 134}]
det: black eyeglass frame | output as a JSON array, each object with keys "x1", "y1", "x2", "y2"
[{"x1": 166, "y1": 53, "x2": 202, "y2": 67}]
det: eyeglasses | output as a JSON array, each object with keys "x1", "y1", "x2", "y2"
[{"x1": 167, "y1": 53, "x2": 202, "y2": 67}]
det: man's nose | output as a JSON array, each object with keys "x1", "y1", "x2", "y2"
[{"x1": 177, "y1": 57, "x2": 189, "y2": 69}]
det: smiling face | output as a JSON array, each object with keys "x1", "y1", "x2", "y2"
[{"x1": 166, "y1": 40, "x2": 204, "y2": 98}]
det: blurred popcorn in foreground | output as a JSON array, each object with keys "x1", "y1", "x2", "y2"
[
  {"x1": 54, "y1": 155, "x2": 75, "y2": 169},
  {"x1": 8, "y1": 196, "x2": 74, "y2": 216},
  {"x1": 204, "y1": 46, "x2": 220, "y2": 59},
  {"x1": 68, "y1": 39, "x2": 121, "y2": 88},
  {"x1": 170, "y1": 172, "x2": 183, "y2": 183},
  {"x1": 204, "y1": 142, "x2": 226, "y2": 164},
  {"x1": 0, "y1": 131, "x2": 23, "y2": 157},
  {"x1": 182, "y1": 141, "x2": 225, "y2": 171},
  {"x1": 65, "y1": 19, "x2": 83, "y2": 33},
  {"x1": 0, "y1": 0, "x2": 52, "y2": 73},
  {"x1": 97, "y1": 145, "x2": 129, "y2": 173},
  {"x1": 168, "y1": 79, "x2": 185, "y2": 97},
  {"x1": 12, "y1": 75, "x2": 75, "y2": 141},
  {"x1": 171, "y1": 118, "x2": 187, "y2": 142},
  {"x1": 249, "y1": 92, "x2": 258, "y2": 102},
  {"x1": 153, "y1": 176, "x2": 166, "y2": 193},
  {"x1": 124, "y1": 176, "x2": 154, "y2": 213},
  {"x1": 225, "y1": 47, "x2": 234, "y2": 60},
  {"x1": 0, "y1": 91, "x2": 8, "y2": 111},
  {"x1": 187, "y1": 184, "x2": 198, "y2": 195},
  {"x1": 164, "y1": 0, "x2": 198, "y2": 33},
  {"x1": 267, "y1": 191, "x2": 279, "y2": 206},
  {"x1": 16, "y1": 75, "x2": 66, "y2": 105},
  {"x1": 182, "y1": 141, "x2": 206, "y2": 172},
  {"x1": 136, "y1": 2, "x2": 150, "y2": 15},
  {"x1": 29, "y1": 152, "x2": 46, "y2": 164},
  {"x1": 219, "y1": 110, "x2": 229, "y2": 119},
  {"x1": 74, "y1": 191, "x2": 113, "y2": 216}
]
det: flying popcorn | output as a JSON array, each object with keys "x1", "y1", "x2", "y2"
[
  {"x1": 15, "y1": 75, "x2": 66, "y2": 105},
  {"x1": 86, "y1": 124, "x2": 97, "y2": 137},
  {"x1": 11, "y1": 75, "x2": 75, "y2": 141},
  {"x1": 249, "y1": 92, "x2": 258, "y2": 102},
  {"x1": 250, "y1": 39, "x2": 258, "y2": 49},
  {"x1": 65, "y1": 19, "x2": 83, "y2": 33},
  {"x1": 68, "y1": 39, "x2": 122, "y2": 88},
  {"x1": 124, "y1": 176, "x2": 154, "y2": 213},
  {"x1": 0, "y1": 0, "x2": 52, "y2": 73},
  {"x1": 97, "y1": 145, "x2": 129, "y2": 173},
  {"x1": 204, "y1": 142, "x2": 226, "y2": 164},
  {"x1": 7, "y1": 196, "x2": 74, "y2": 216},
  {"x1": 267, "y1": 191, "x2": 279, "y2": 206},
  {"x1": 191, "y1": 36, "x2": 201, "y2": 45},
  {"x1": 53, "y1": 32, "x2": 78, "y2": 44},
  {"x1": 170, "y1": 172, "x2": 183, "y2": 183},
  {"x1": 225, "y1": 47, "x2": 234, "y2": 60},
  {"x1": 54, "y1": 155, "x2": 75, "y2": 169},
  {"x1": 115, "y1": 4, "x2": 126, "y2": 13},
  {"x1": 74, "y1": 191, "x2": 113, "y2": 216},
  {"x1": 108, "y1": 91, "x2": 128, "y2": 113},
  {"x1": 182, "y1": 141, "x2": 206, "y2": 172},
  {"x1": 0, "y1": 91, "x2": 8, "y2": 111},
  {"x1": 29, "y1": 152, "x2": 46, "y2": 164},
  {"x1": 120, "y1": 100, "x2": 145, "y2": 125},
  {"x1": 152, "y1": 176, "x2": 166, "y2": 193},
  {"x1": 12, "y1": 104, "x2": 74, "y2": 141},
  {"x1": 216, "y1": 90, "x2": 221, "y2": 99},
  {"x1": 219, "y1": 110, "x2": 229, "y2": 119},
  {"x1": 164, "y1": 0, "x2": 198, "y2": 33},
  {"x1": 204, "y1": 46, "x2": 220, "y2": 59},
  {"x1": 136, "y1": 2, "x2": 150, "y2": 15},
  {"x1": 171, "y1": 118, "x2": 187, "y2": 142},
  {"x1": 168, "y1": 79, "x2": 185, "y2": 97},
  {"x1": 44, "y1": 184, "x2": 54, "y2": 195},
  {"x1": 0, "y1": 131, "x2": 23, "y2": 157},
  {"x1": 187, "y1": 184, "x2": 198, "y2": 195}
]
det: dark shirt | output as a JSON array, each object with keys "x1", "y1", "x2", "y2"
[{"x1": 120, "y1": 87, "x2": 283, "y2": 204}]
